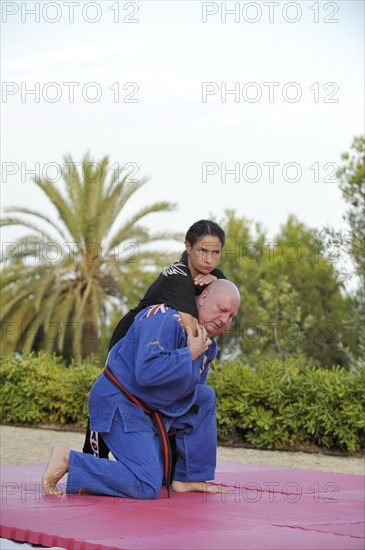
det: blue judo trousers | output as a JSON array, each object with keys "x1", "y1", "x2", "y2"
[{"x1": 66, "y1": 304, "x2": 218, "y2": 499}]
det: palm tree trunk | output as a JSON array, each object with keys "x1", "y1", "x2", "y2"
[{"x1": 81, "y1": 301, "x2": 99, "y2": 358}]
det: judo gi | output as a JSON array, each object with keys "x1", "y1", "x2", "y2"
[
  {"x1": 83, "y1": 260, "x2": 225, "y2": 458},
  {"x1": 67, "y1": 304, "x2": 218, "y2": 499}
]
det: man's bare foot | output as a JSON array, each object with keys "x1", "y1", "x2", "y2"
[
  {"x1": 42, "y1": 446, "x2": 70, "y2": 495},
  {"x1": 171, "y1": 480, "x2": 227, "y2": 494}
]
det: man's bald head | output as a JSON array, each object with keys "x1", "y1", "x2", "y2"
[{"x1": 196, "y1": 279, "x2": 240, "y2": 337}]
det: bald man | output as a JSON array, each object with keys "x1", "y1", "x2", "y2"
[{"x1": 43, "y1": 280, "x2": 240, "y2": 499}]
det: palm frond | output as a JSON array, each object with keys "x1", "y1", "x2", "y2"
[
  {"x1": 3, "y1": 207, "x2": 70, "y2": 242},
  {"x1": 1, "y1": 217, "x2": 58, "y2": 243},
  {"x1": 98, "y1": 179, "x2": 147, "y2": 241},
  {"x1": 1, "y1": 154, "x2": 178, "y2": 359},
  {"x1": 108, "y1": 202, "x2": 176, "y2": 249},
  {"x1": 33, "y1": 177, "x2": 81, "y2": 243}
]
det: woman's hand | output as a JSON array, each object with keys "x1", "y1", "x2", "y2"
[
  {"x1": 194, "y1": 274, "x2": 217, "y2": 286},
  {"x1": 186, "y1": 324, "x2": 212, "y2": 361}
]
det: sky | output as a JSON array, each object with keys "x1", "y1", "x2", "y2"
[{"x1": 1, "y1": 0, "x2": 364, "y2": 254}]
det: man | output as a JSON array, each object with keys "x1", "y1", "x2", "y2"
[{"x1": 42, "y1": 279, "x2": 240, "y2": 499}]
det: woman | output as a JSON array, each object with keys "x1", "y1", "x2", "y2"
[{"x1": 83, "y1": 219, "x2": 226, "y2": 460}]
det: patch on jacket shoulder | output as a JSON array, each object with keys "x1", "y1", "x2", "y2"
[{"x1": 140, "y1": 303, "x2": 169, "y2": 321}]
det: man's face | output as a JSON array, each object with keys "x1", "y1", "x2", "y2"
[{"x1": 197, "y1": 288, "x2": 240, "y2": 337}]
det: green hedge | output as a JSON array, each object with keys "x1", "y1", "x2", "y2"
[
  {"x1": 1, "y1": 353, "x2": 364, "y2": 452},
  {"x1": 0, "y1": 352, "x2": 101, "y2": 426},
  {"x1": 208, "y1": 358, "x2": 365, "y2": 452}
]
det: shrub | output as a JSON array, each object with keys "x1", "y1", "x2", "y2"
[
  {"x1": 208, "y1": 358, "x2": 365, "y2": 452},
  {"x1": 1, "y1": 352, "x2": 364, "y2": 452},
  {"x1": 0, "y1": 352, "x2": 101, "y2": 426}
]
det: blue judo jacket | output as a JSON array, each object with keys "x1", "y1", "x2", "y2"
[{"x1": 89, "y1": 304, "x2": 217, "y2": 434}]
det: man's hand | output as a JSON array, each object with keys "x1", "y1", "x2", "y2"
[
  {"x1": 194, "y1": 274, "x2": 217, "y2": 286},
  {"x1": 186, "y1": 324, "x2": 212, "y2": 361}
]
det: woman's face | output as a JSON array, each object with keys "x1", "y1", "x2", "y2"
[{"x1": 185, "y1": 235, "x2": 222, "y2": 276}]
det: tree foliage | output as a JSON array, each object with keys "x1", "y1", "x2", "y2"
[
  {"x1": 0, "y1": 154, "x2": 179, "y2": 359},
  {"x1": 217, "y1": 211, "x2": 354, "y2": 367},
  {"x1": 337, "y1": 135, "x2": 365, "y2": 280},
  {"x1": 320, "y1": 136, "x2": 365, "y2": 360}
]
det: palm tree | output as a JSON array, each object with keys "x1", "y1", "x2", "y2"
[{"x1": 1, "y1": 154, "x2": 179, "y2": 359}]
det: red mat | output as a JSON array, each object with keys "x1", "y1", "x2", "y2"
[{"x1": 1, "y1": 460, "x2": 364, "y2": 549}]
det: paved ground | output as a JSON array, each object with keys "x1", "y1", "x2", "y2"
[{"x1": 1, "y1": 425, "x2": 363, "y2": 474}]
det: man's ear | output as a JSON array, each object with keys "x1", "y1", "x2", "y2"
[{"x1": 197, "y1": 290, "x2": 209, "y2": 306}]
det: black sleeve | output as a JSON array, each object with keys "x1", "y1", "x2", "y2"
[
  {"x1": 108, "y1": 309, "x2": 141, "y2": 350},
  {"x1": 211, "y1": 267, "x2": 226, "y2": 279},
  {"x1": 139, "y1": 264, "x2": 198, "y2": 316}
]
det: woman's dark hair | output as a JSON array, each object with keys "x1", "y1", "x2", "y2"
[{"x1": 180, "y1": 219, "x2": 225, "y2": 263}]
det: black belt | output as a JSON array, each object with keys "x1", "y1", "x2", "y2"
[{"x1": 104, "y1": 365, "x2": 172, "y2": 498}]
